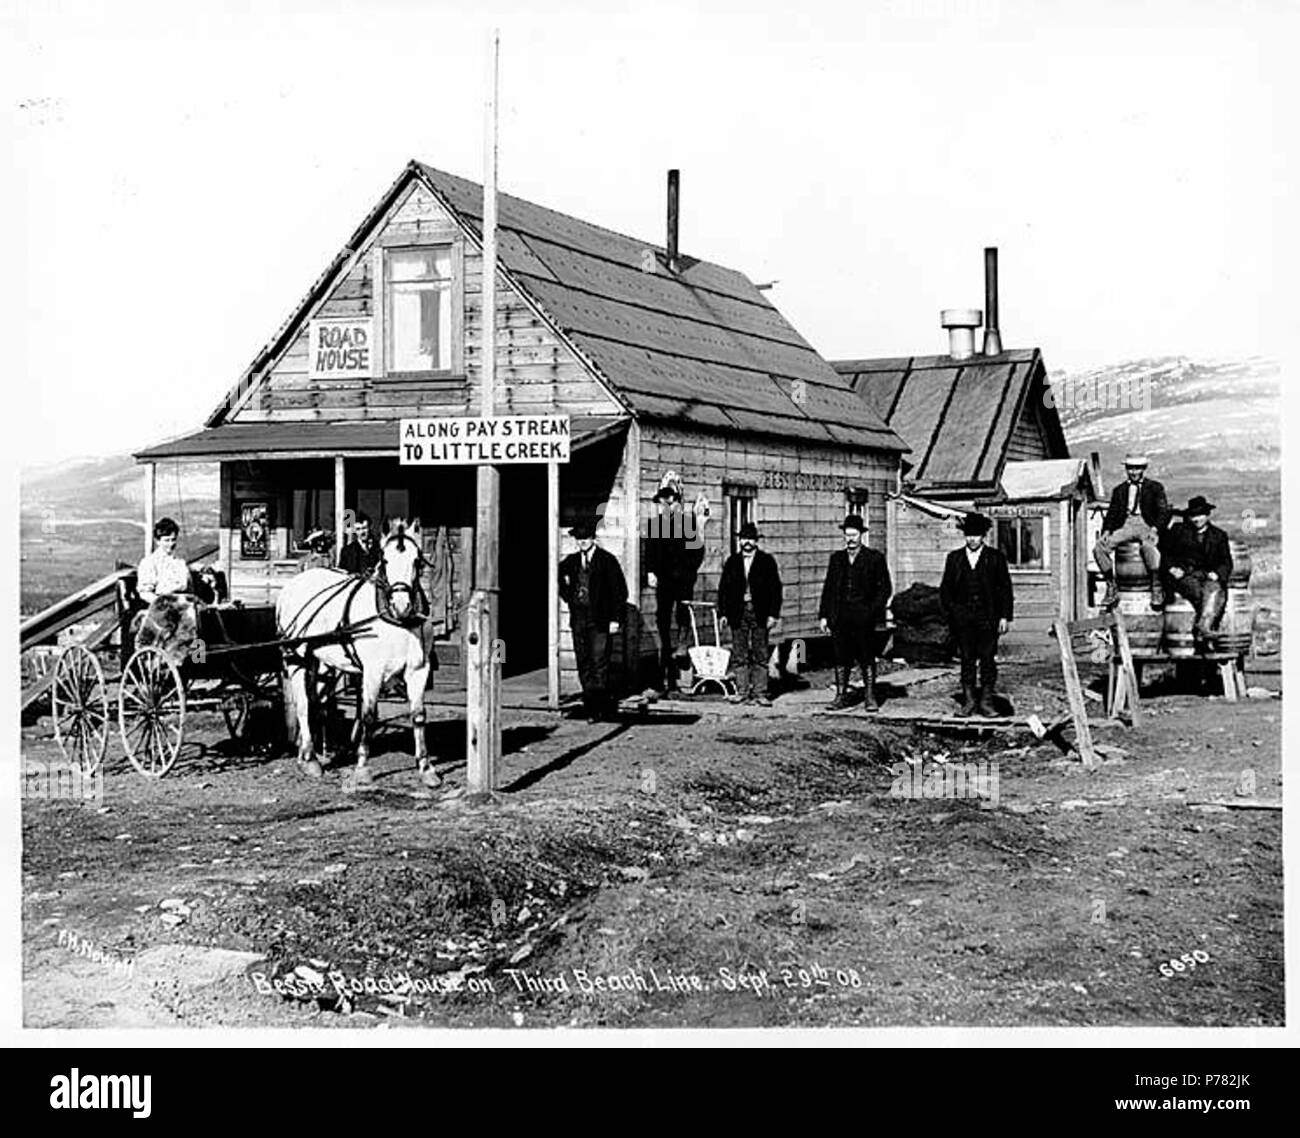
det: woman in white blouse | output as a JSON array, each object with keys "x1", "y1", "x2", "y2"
[{"x1": 136, "y1": 517, "x2": 193, "y2": 603}]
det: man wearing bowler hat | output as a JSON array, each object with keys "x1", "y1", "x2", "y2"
[
  {"x1": 1094, "y1": 452, "x2": 1171, "y2": 610},
  {"x1": 819, "y1": 512, "x2": 892, "y2": 711},
  {"x1": 644, "y1": 483, "x2": 706, "y2": 694},
  {"x1": 1162, "y1": 495, "x2": 1233, "y2": 651},
  {"x1": 558, "y1": 518, "x2": 629, "y2": 721},
  {"x1": 718, "y1": 521, "x2": 783, "y2": 706},
  {"x1": 940, "y1": 512, "x2": 1014, "y2": 717}
]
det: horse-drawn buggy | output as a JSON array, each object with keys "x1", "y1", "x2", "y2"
[{"x1": 48, "y1": 520, "x2": 440, "y2": 787}]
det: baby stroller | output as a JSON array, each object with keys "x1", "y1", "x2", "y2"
[{"x1": 682, "y1": 601, "x2": 736, "y2": 698}]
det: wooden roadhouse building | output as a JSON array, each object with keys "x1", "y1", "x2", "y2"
[{"x1": 136, "y1": 161, "x2": 908, "y2": 706}]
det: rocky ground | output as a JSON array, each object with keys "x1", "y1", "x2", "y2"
[{"x1": 21, "y1": 659, "x2": 1283, "y2": 1031}]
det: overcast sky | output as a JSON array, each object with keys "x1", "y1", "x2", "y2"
[{"x1": 4, "y1": 0, "x2": 1294, "y2": 468}]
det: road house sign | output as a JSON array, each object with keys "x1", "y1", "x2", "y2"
[
  {"x1": 399, "y1": 415, "x2": 571, "y2": 465},
  {"x1": 308, "y1": 317, "x2": 373, "y2": 379}
]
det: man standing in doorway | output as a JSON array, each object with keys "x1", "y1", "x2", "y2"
[
  {"x1": 339, "y1": 514, "x2": 381, "y2": 576},
  {"x1": 645, "y1": 485, "x2": 706, "y2": 694},
  {"x1": 819, "y1": 513, "x2": 892, "y2": 711},
  {"x1": 1163, "y1": 496, "x2": 1233, "y2": 652},
  {"x1": 559, "y1": 519, "x2": 629, "y2": 721},
  {"x1": 1094, "y1": 452, "x2": 1171, "y2": 610},
  {"x1": 718, "y1": 522, "x2": 782, "y2": 706},
  {"x1": 939, "y1": 512, "x2": 1014, "y2": 717}
]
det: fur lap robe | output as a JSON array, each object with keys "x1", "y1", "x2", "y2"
[{"x1": 133, "y1": 595, "x2": 201, "y2": 666}]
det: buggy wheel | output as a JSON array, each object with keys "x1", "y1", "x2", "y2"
[
  {"x1": 51, "y1": 644, "x2": 109, "y2": 776},
  {"x1": 119, "y1": 647, "x2": 185, "y2": 778}
]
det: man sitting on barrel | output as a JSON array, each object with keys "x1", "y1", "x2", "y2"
[
  {"x1": 1162, "y1": 495, "x2": 1233, "y2": 653},
  {"x1": 1094, "y1": 452, "x2": 1171, "y2": 611}
]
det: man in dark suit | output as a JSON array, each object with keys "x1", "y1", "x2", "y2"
[
  {"x1": 339, "y1": 514, "x2": 381, "y2": 576},
  {"x1": 940, "y1": 512, "x2": 1015, "y2": 717},
  {"x1": 1094, "y1": 453, "x2": 1172, "y2": 609},
  {"x1": 819, "y1": 513, "x2": 892, "y2": 711},
  {"x1": 1162, "y1": 495, "x2": 1233, "y2": 651},
  {"x1": 718, "y1": 522, "x2": 782, "y2": 706},
  {"x1": 559, "y1": 518, "x2": 629, "y2": 721},
  {"x1": 644, "y1": 484, "x2": 707, "y2": 694}
]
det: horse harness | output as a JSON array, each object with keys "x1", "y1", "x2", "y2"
[{"x1": 283, "y1": 556, "x2": 430, "y2": 673}]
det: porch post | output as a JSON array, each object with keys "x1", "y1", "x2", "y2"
[
  {"x1": 334, "y1": 456, "x2": 346, "y2": 563},
  {"x1": 143, "y1": 462, "x2": 156, "y2": 557},
  {"x1": 547, "y1": 459, "x2": 559, "y2": 710}
]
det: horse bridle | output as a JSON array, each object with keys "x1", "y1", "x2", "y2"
[{"x1": 370, "y1": 532, "x2": 430, "y2": 628}]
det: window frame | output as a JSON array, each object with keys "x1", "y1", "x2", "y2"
[
  {"x1": 992, "y1": 513, "x2": 1051, "y2": 573},
  {"x1": 723, "y1": 481, "x2": 758, "y2": 557},
  {"x1": 372, "y1": 237, "x2": 465, "y2": 381}
]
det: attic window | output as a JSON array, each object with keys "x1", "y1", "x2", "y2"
[{"x1": 385, "y1": 247, "x2": 454, "y2": 374}]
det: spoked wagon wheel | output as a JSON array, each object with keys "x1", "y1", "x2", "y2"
[
  {"x1": 119, "y1": 647, "x2": 186, "y2": 778},
  {"x1": 51, "y1": 644, "x2": 110, "y2": 776}
]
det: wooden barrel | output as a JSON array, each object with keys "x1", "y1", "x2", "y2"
[
  {"x1": 1228, "y1": 539, "x2": 1252, "y2": 588},
  {"x1": 1163, "y1": 597, "x2": 1196, "y2": 657},
  {"x1": 1114, "y1": 540, "x2": 1153, "y2": 591},
  {"x1": 1116, "y1": 591, "x2": 1162, "y2": 654},
  {"x1": 1209, "y1": 585, "x2": 1254, "y2": 655}
]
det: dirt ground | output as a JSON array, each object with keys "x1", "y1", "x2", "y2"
[{"x1": 20, "y1": 658, "x2": 1283, "y2": 1031}]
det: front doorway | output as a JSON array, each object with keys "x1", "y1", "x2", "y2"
[{"x1": 497, "y1": 465, "x2": 549, "y2": 677}]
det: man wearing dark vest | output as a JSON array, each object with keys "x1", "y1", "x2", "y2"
[
  {"x1": 339, "y1": 514, "x2": 382, "y2": 576},
  {"x1": 644, "y1": 484, "x2": 706, "y2": 694},
  {"x1": 558, "y1": 519, "x2": 629, "y2": 721},
  {"x1": 718, "y1": 521, "x2": 783, "y2": 706},
  {"x1": 940, "y1": 512, "x2": 1015, "y2": 717},
  {"x1": 819, "y1": 513, "x2": 892, "y2": 711},
  {"x1": 1094, "y1": 452, "x2": 1171, "y2": 610},
  {"x1": 1162, "y1": 495, "x2": 1233, "y2": 651}
]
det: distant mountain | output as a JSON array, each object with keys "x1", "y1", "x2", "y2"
[
  {"x1": 19, "y1": 455, "x2": 219, "y2": 615},
  {"x1": 1050, "y1": 355, "x2": 1280, "y2": 597}
]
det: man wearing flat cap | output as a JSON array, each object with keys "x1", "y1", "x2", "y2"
[
  {"x1": 718, "y1": 522, "x2": 783, "y2": 706},
  {"x1": 1094, "y1": 452, "x2": 1171, "y2": 610},
  {"x1": 940, "y1": 512, "x2": 1014, "y2": 717},
  {"x1": 1162, "y1": 495, "x2": 1233, "y2": 651},
  {"x1": 644, "y1": 483, "x2": 707, "y2": 694},
  {"x1": 819, "y1": 512, "x2": 892, "y2": 711},
  {"x1": 559, "y1": 518, "x2": 629, "y2": 721}
]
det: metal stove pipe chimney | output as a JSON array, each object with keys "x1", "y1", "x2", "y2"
[
  {"x1": 667, "y1": 169, "x2": 680, "y2": 273},
  {"x1": 983, "y1": 246, "x2": 1003, "y2": 356}
]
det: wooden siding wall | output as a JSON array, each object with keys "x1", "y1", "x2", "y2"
[
  {"x1": 638, "y1": 425, "x2": 896, "y2": 645},
  {"x1": 888, "y1": 496, "x2": 1072, "y2": 655},
  {"x1": 1006, "y1": 393, "x2": 1052, "y2": 463},
  {"x1": 238, "y1": 183, "x2": 621, "y2": 423}
]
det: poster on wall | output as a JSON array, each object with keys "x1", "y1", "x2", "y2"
[{"x1": 239, "y1": 501, "x2": 269, "y2": 560}]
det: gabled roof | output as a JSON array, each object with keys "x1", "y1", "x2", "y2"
[
  {"x1": 831, "y1": 349, "x2": 1068, "y2": 494},
  {"x1": 206, "y1": 161, "x2": 906, "y2": 454}
]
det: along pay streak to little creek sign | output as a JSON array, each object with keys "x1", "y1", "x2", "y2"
[{"x1": 399, "y1": 415, "x2": 571, "y2": 465}]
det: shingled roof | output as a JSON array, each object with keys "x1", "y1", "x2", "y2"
[
  {"x1": 832, "y1": 349, "x2": 1068, "y2": 494},
  {"x1": 202, "y1": 161, "x2": 905, "y2": 454}
]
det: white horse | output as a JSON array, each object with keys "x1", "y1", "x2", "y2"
[{"x1": 275, "y1": 518, "x2": 440, "y2": 788}]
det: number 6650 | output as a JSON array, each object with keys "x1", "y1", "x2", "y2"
[{"x1": 1159, "y1": 950, "x2": 1211, "y2": 977}]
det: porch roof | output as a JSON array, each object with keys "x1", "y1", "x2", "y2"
[{"x1": 134, "y1": 415, "x2": 629, "y2": 461}]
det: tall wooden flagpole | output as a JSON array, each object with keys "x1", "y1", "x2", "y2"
[{"x1": 467, "y1": 29, "x2": 502, "y2": 792}]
